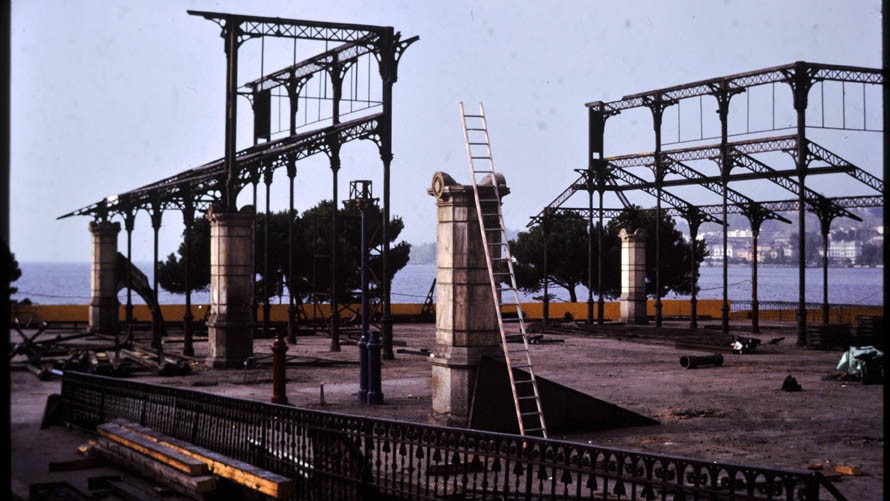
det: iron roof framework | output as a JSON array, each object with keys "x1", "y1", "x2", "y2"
[
  {"x1": 58, "y1": 11, "x2": 417, "y2": 358},
  {"x1": 534, "y1": 61, "x2": 884, "y2": 338}
]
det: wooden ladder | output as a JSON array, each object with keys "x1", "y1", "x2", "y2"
[{"x1": 459, "y1": 102, "x2": 547, "y2": 438}]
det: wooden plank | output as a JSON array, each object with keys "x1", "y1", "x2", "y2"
[
  {"x1": 90, "y1": 440, "x2": 217, "y2": 498},
  {"x1": 97, "y1": 423, "x2": 209, "y2": 476},
  {"x1": 110, "y1": 418, "x2": 295, "y2": 499}
]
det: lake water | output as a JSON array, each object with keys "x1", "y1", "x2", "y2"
[{"x1": 11, "y1": 261, "x2": 883, "y2": 306}]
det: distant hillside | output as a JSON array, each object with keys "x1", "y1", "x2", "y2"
[
  {"x1": 409, "y1": 242, "x2": 436, "y2": 264},
  {"x1": 409, "y1": 228, "x2": 523, "y2": 265}
]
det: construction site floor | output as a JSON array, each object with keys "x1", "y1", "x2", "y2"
[{"x1": 7, "y1": 320, "x2": 885, "y2": 500}]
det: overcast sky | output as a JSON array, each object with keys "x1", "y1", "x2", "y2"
[{"x1": 10, "y1": 0, "x2": 883, "y2": 263}]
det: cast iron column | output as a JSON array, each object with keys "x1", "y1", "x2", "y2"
[
  {"x1": 287, "y1": 160, "x2": 297, "y2": 344},
  {"x1": 150, "y1": 202, "x2": 162, "y2": 349},
  {"x1": 586, "y1": 185, "x2": 594, "y2": 324},
  {"x1": 820, "y1": 212, "x2": 831, "y2": 324},
  {"x1": 380, "y1": 28, "x2": 396, "y2": 361},
  {"x1": 790, "y1": 62, "x2": 812, "y2": 345},
  {"x1": 687, "y1": 212, "x2": 701, "y2": 329},
  {"x1": 223, "y1": 21, "x2": 240, "y2": 210},
  {"x1": 541, "y1": 211, "x2": 550, "y2": 326},
  {"x1": 751, "y1": 221, "x2": 761, "y2": 333},
  {"x1": 349, "y1": 181, "x2": 383, "y2": 404},
  {"x1": 647, "y1": 97, "x2": 668, "y2": 328},
  {"x1": 329, "y1": 151, "x2": 341, "y2": 352},
  {"x1": 588, "y1": 106, "x2": 609, "y2": 325},
  {"x1": 263, "y1": 167, "x2": 273, "y2": 338},
  {"x1": 597, "y1": 188, "x2": 605, "y2": 324},
  {"x1": 715, "y1": 85, "x2": 734, "y2": 334},
  {"x1": 182, "y1": 198, "x2": 195, "y2": 357},
  {"x1": 123, "y1": 210, "x2": 135, "y2": 341}
]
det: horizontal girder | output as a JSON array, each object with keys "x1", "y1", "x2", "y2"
[
  {"x1": 188, "y1": 10, "x2": 391, "y2": 41},
  {"x1": 59, "y1": 114, "x2": 382, "y2": 220},
  {"x1": 586, "y1": 61, "x2": 883, "y2": 112}
]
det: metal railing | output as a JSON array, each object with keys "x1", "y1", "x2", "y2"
[
  {"x1": 58, "y1": 371, "x2": 846, "y2": 500},
  {"x1": 730, "y1": 300, "x2": 883, "y2": 325}
]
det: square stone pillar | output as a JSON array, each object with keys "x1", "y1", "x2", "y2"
[
  {"x1": 427, "y1": 171, "x2": 508, "y2": 427},
  {"x1": 206, "y1": 205, "x2": 256, "y2": 368},
  {"x1": 88, "y1": 220, "x2": 121, "y2": 334},
  {"x1": 619, "y1": 228, "x2": 648, "y2": 324}
]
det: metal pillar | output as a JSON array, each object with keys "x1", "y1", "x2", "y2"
[
  {"x1": 541, "y1": 211, "x2": 550, "y2": 326},
  {"x1": 747, "y1": 212, "x2": 766, "y2": 334},
  {"x1": 347, "y1": 180, "x2": 381, "y2": 405},
  {"x1": 149, "y1": 202, "x2": 162, "y2": 349},
  {"x1": 379, "y1": 27, "x2": 397, "y2": 361},
  {"x1": 686, "y1": 212, "x2": 702, "y2": 329},
  {"x1": 586, "y1": 185, "x2": 594, "y2": 324},
  {"x1": 263, "y1": 167, "x2": 273, "y2": 339},
  {"x1": 329, "y1": 150, "x2": 341, "y2": 352},
  {"x1": 714, "y1": 86, "x2": 735, "y2": 335},
  {"x1": 251, "y1": 178, "x2": 259, "y2": 326},
  {"x1": 181, "y1": 198, "x2": 195, "y2": 357},
  {"x1": 790, "y1": 62, "x2": 813, "y2": 345},
  {"x1": 588, "y1": 106, "x2": 610, "y2": 326},
  {"x1": 123, "y1": 211, "x2": 135, "y2": 342},
  {"x1": 597, "y1": 189, "x2": 605, "y2": 324},
  {"x1": 286, "y1": 160, "x2": 297, "y2": 344},
  {"x1": 646, "y1": 96, "x2": 670, "y2": 327},
  {"x1": 223, "y1": 21, "x2": 240, "y2": 210}
]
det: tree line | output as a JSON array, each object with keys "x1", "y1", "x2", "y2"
[{"x1": 155, "y1": 203, "x2": 704, "y2": 305}]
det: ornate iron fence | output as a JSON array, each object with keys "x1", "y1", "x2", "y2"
[{"x1": 58, "y1": 371, "x2": 846, "y2": 500}]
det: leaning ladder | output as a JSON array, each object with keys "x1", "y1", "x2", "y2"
[{"x1": 459, "y1": 102, "x2": 547, "y2": 438}]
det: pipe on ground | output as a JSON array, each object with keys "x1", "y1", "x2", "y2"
[{"x1": 680, "y1": 353, "x2": 724, "y2": 369}]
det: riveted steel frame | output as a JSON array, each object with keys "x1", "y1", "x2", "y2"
[
  {"x1": 537, "y1": 61, "x2": 884, "y2": 335},
  {"x1": 59, "y1": 11, "x2": 416, "y2": 355}
]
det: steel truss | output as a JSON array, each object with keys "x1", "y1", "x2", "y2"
[
  {"x1": 535, "y1": 61, "x2": 884, "y2": 338},
  {"x1": 59, "y1": 11, "x2": 417, "y2": 359}
]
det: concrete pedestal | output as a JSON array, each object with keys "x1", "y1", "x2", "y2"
[
  {"x1": 206, "y1": 205, "x2": 256, "y2": 368},
  {"x1": 88, "y1": 221, "x2": 121, "y2": 334},
  {"x1": 619, "y1": 228, "x2": 648, "y2": 324},
  {"x1": 427, "y1": 172, "x2": 507, "y2": 427}
]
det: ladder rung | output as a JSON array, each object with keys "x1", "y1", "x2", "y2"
[
  {"x1": 524, "y1": 428, "x2": 545, "y2": 433},
  {"x1": 464, "y1": 114, "x2": 484, "y2": 118},
  {"x1": 471, "y1": 156, "x2": 492, "y2": 159},
  {"x1": 467, "y1": 142, "x2": 489, "y2": 145},
  {"x1": 521, "y1": 412, "x2": 541, "y2": 417},
  {"x1": 517, "y1": 395, "x2": 539, "y2": 401}
]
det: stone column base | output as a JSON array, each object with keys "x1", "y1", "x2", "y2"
[
  {"x1": 620, "y1": 296, "x2": 648, "y2": 324},
  {"x1": 430, "y1": 345, "x2": 501, "y2": 428}
]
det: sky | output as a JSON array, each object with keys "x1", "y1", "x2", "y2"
[{"x1": 9, "y1": 0, "x2": 884, "y2": 263}]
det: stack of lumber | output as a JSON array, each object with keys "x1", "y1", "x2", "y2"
[{"x1": 82, "y1": 419, "x2": 295, "y2": 500}]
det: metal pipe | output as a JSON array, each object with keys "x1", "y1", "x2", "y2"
[{"x1": 680, "y1": 353, "x2": 724, "y2": 369}]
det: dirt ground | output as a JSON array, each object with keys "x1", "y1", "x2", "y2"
[{"x1": 8, "y1": 320, "x2": 885, "y2": 500}]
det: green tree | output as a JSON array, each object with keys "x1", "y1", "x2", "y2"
[
  {"x1": 157, "y1": 200, "x2": 411, "y2": 305},
  {"x1": 510, "y1": 206, "x2": 707, "y2": 301},
  {"x1": 511, "y1": 212, "x2": 590, "y2": 302},
  {"x1": 156, "y1": 218, "x2": 212, "y2": 294},
  {"x1": 8, "y1": 246, "x2": 22, "y2": 298}
]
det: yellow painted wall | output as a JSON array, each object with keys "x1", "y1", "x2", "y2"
[{"x1": 10, "y1": 299, "x2": 726, "y2": 324}]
